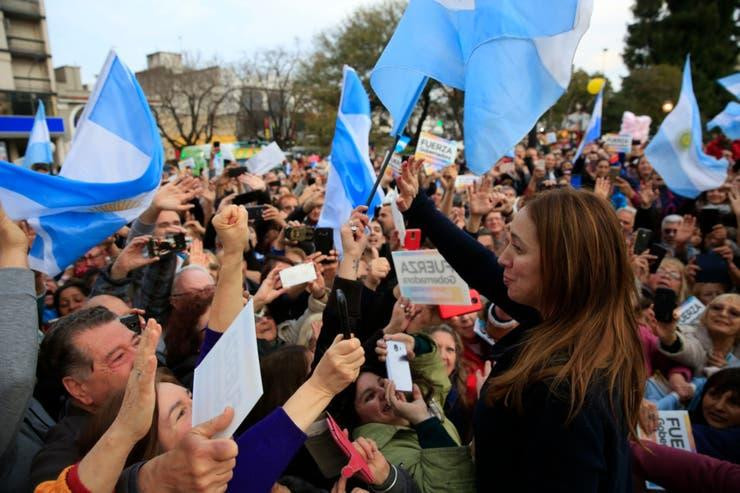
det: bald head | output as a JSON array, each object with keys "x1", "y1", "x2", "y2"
[
  {"x1": 172, "y1": 265, "x2": 215, "y2": 296},
  {"x1": 84, "y1": 294, "x2": 131, "y2": 316}
]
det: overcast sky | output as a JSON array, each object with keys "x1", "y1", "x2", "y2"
[{"x1": 46, "y1": 0, "x2": 634, "y2": 89}]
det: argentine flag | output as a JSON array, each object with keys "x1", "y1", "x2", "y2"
[
  {"x1": 707, "y1": 102, "x2": 740, "y2": 140},
  {"x1": 318, "y1": 66, "x2": 382, "y2": 256},
  {"x1": 718, "y1": 73, "x2": 740, "y2": 100},
  {"x1": 371, "y1": 0, "x2": 593, "y2": 175},
  {"x1": 574, "y1": 88, "x2": 603, "y2": 160},
  {"x1": 645, "y1": 56, "x2": 727, "y2": 199},
  {"x1": 22, "y1": 100, "x2": 53, "y2": 169},
  {"x1": 0, "y1": 51, "x2": 163, "y2": 274}
]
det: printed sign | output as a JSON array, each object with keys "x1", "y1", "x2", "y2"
[
  {"x1": 637, "y1": 410, "x2": 695, "y2": 491},
  {"x1": 455, "y1": 174, "x2": 481, "y2": 191},
  {"x1": 391, "y1": 249, "x2": 471, "y2": 305},
  {"x1": 415, "y1": 132, "x2": 458, "y2": 175},
  {"x1": 677, "y1": 296, "x2": 705, "y2": 326},
  {"x1": 604, "y1": 134, "x2": 632, "y2": 153}
]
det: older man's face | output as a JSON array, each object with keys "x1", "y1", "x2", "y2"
[{"x1": 616, "y1": 210, "x2": 635, "y2": 237}]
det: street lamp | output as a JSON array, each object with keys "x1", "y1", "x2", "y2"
[{"x1": 662, "y1": 100, "x2": 674, "y2": 113}]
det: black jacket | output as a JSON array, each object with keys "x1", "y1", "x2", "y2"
[{"x1": 404, "y1": 193, "x2": 632, "y2": 493}]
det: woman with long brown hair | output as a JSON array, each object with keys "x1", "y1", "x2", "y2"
[{"x1": 396, "y1": 158, "x2": 645, "y2": 492}]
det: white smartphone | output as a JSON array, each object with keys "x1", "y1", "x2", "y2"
[
  {"x1": 279, "y1": 262, "x2": 317, "y2": 288},
  {"x1": 385, "y1": 340, "x2": 413, "y2": 393}
]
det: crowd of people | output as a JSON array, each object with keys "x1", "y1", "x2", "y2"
[{"x1": 1, "y1": 131, "x2": 739, "y2": 493}]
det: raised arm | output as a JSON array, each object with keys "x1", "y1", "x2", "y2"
[{"x1": 397, "y1": 158, "x2": 536, "y2": 323}]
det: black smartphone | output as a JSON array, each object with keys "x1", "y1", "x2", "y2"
[
  {"x1": 648, "y1": 243, "x2": 668, "y2": 274},
  {"x1": 336, "y1": 289, "x2": 352, "y2": 339},
  {"x1": 244, "y1": 205, "x2": 266, "y2": 220},
  {"x1": 633, "y1": 228, "x2": 652, "y2": 255},
  {"x1": 314, "y1": 227, "x2": 333, "y2": 256},
  {"x1": 653, "y1": 287, "x2": 677, "y2": 323},
  {"x1": 698, "y1": 208, "x2": 721, "y2": 235},
  {"x1": 227, "y1": 166, "x2": 248, "y2": 178},
  {"x1": 147, "y1": 233, "x2": 187, "y2": 257},
  {"x1": 119, "y1": 314, "x2": 141, "y2": 334}
]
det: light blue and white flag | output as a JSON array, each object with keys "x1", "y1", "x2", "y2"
[
  {"x1": 718, "y1": 73, "x2": 740, "y2": 100},
  {"x1": 22, "y1": 100, "x2": 53, "y2": 169},
  {"x1": 395, "y1": 135, "x2": 411, "y2": 154},
  {"x1": 574, "y1": 88, "x2": 603, "y2": 160},
  {"x1": 0, "y1": 51, "x2": 163, "y2": 274},
  {"x1": 318, "y1": 66, "x2": 383, "y2": 256},
  {"x1": 707, "y1": 102, "x2": 740, "y2": 140},
  {"x1": 371, "y1": 0, "x2": 593, "y2": 175},
  {"x1": 645, "y1": 56, "x2": 727, "y2": 199}
]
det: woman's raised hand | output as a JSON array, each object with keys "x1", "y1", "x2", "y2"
[{"x1": 396, "y1": 158, "x2": 423, "y2": 212}]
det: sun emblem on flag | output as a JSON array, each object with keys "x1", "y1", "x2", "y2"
[
  {"x1": 89, "y1": 198, "x2": 145, "y2": 212},
  {"x1": 677, "y1": 131, "x2": 692, "y2": 150}
]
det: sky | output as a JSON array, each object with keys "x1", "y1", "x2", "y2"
[{"x1": 46, "y1": 0, "x2": 634, "y2": 89}]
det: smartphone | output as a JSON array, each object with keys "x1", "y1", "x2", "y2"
[
  {"x1": 633, "y1": 228, "x2": 652, "y2": 255},
  {"x1": 438, "y1": 289, "x2": 483, "y2": 319},
  {"x1": 653, "y1": 287, "x2": 677, "y2": 323},
  {"x1": 648, "y1": 243, "x2": 668, "y2": 274},
  {"x1": 698, "y1": 208, "x2": 721, "y2": 235},
  {"x1": 314, "y1": 227, "x2": 334, "y2": 256},
  {"x1": 336, "y1": 289, "x2": 352, "y2": 339},
  {"x1": 147, "y1": 233, "x2": 187, "y2": 257},
  {"x1": 385, "y1": 340, "x2": 413, "y2": 392},
  {"x1": 608, "y1": 166, "x2": 620, "y2": 181},
  {"x1": 404, "y1": 229, "x2": 421, "y2": 250},
  {"x1": 285, "y1": 225, "x2": 314, "y2": 243},
  {"x1": 244, "y1": 205, "x2": 266, "y2": 219},
  {"x1": 119, "y1": 314, "x2": 141, "y2": 334},
  {"x1": 227, "y1": 166, "x2": 248, "y2": 178}
]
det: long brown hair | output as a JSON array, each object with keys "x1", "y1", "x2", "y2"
[{"x1": 486, "y1": 188, "x2": 645, "y2": 437}]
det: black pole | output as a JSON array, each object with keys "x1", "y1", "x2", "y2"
[{"x1": 365, "y1": 134, "x2": 401, "y2": 208}]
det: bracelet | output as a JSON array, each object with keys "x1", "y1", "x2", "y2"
[{"x1": 372, "y1": 464, "x2": 398, "y2": 493}]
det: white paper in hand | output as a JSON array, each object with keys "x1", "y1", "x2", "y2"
[
  {"x1": 192, "y1": 299, "x2": 262, "y2": 439},
  {"x1": 246, "y1": 142, "x2": 287, "y2": 175},
  {"x1": 385, "y1": 340, "x2": 413, "y2": 392},
  {"x1": 279, "y1": 262, "x2": 317, "y2": 288},
  {"x1": 388, "y1": 188, "x2": 406, "y2": 247}
]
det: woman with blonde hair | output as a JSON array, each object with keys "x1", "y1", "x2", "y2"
[{"x1": 396, "y1": 158, "x2": 645, "y2": 492}]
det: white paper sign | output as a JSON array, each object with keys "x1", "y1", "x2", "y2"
[
  {"x1": 192, "y1": 299, "x2": 263, "y2": 439},
  {"x1": 544, "y1": 132, "x2": 557, "y2": 144},
  {"x1": 455, "y1": 174, "x2": 481, "y2": 190},
  {"x1": 279, "y1": 262, "x2": 317, "y2": 288},
  {"x1": 678, "y1": 296, "x2": 705, "y2": 326},
  {"x1": 637, "y1": 410, "x2": 695, "y2": 490},
  {"x1": 246, "y1": 142, "x2": 287, "y2": 175},
  {"x1": 605, "y1": 134, "x2": 632, "y2": 153},
  {"x1": 388, "y1": 188, "x2": 406, "y2": 247},
  {"x1": 391, "y1": 249, "x2": 471, "y2": 305}
]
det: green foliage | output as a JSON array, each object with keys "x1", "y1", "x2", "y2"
[
  {"x1": 542, "y1": 70, "x2": 615, "y2": 130},
  {"x1": 623, "y1": 0, "x2": 738, "y2": 119}
]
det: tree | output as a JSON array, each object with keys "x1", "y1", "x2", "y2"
[
  {"x1": 235, "y1": 48, "x2": 307, "y2": 148},
  {"x1": 137, "y1": 54, "x2": 237, "y2": 152},
  {"x1": 605, "y1": 64, "x2": 683, "y2": 135},
  {"x1": 296, "y1": 0, "x2": 407, "y2": 152},
  {"x1": 623, "y1": 0, "x2": 738, "y2": 120},
  {"x1": 541, "y1": 69, "x2": 615, "y2": 131}
]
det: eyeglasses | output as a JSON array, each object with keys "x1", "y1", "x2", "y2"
[
  {"x1": 656, "y1": 269, "x2": 681, "y2": 280},
  {"x1": 707, "y1": 303, "x2": 740, "y2": 318},
  {"x1": 662, "y1": 228, "x2": 678, "y2": 235}
]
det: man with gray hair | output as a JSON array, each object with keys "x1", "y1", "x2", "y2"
[
  {"x1": 616, "y1": 206, "x2": 637, "y2": 241},
  {"x1": 659, "y1": 214, "x2": 684, "y2": 255}
]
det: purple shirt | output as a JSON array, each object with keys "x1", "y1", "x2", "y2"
[{"x1": 198, "y1": 328, "x2": 308, "y2": 493}]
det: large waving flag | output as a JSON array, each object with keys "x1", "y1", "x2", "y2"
[
  {"x1": 318, "y1": 66, "x2": 382, "y2": 256},
  {"x1": 22, "y1": 100, "x2": 53, "y2": 169},
  {"x1": 645, "y1": 56, "x2": 727, "y2": 199},
  {"x1": 371, "y1": 0, "x2": 593, "y2": 175},
  {"x1": 718, "y1": 73, "x2": 740, "y2": 100},
  {"x1": 0, "y1": 51, "x2": 163, "y2": 274},
  {"x1": 574, "y1": 88, "x2": 603, "y2": 160},
  {"x1": 707, "y1": 102, "x2": 740, "y2": 140}
]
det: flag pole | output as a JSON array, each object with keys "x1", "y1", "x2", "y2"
[{"x1": 365, "y1": 134, "x2": 401, "y2": 207}]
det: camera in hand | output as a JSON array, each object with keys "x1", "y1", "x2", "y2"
[
  {"x1": 147, "y1": 233, "x2": 187, "y2": 257},
  {"x1": 653, "y1": 288, "x2": 677, "y2": 323}
]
